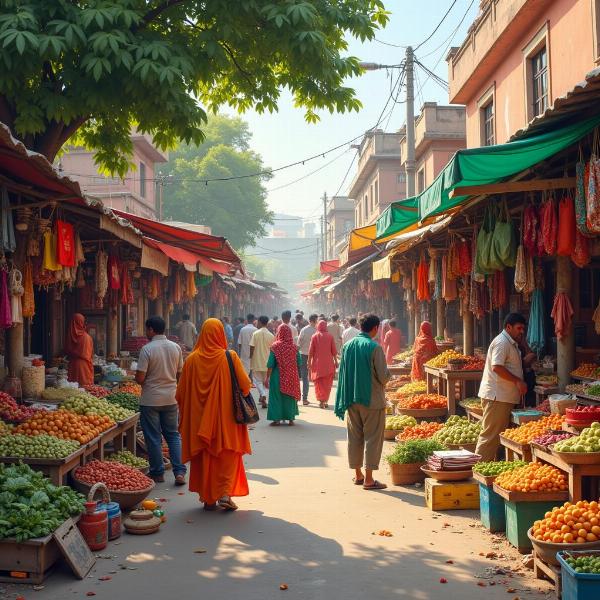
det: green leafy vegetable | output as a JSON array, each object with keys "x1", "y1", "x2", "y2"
[{"x1": 386, "y1": 439, "x2": 446, "y2": 465}]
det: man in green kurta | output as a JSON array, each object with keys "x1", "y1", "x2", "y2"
[{"x1": 335, "y1": 314, "x2": 391, "y2": 490}]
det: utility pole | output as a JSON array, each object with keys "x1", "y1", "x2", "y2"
[
  {"x1": 321, "y1": 191, "x2": 328, "y2": 260},
  {"x1": 405, "y1": 46, "x2": 416, "y2": 197}
]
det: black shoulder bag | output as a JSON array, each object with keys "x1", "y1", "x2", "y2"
[{"x1": 225, "y1": 351, "x2": 260, "y2": 425}]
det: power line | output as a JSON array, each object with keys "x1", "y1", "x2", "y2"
[
  {"x1": 374, "y1": 37, "x2": 406, "y2": 49},
  {"x1": 414, "y1": 0, "x2": 460, "y2": 51}
]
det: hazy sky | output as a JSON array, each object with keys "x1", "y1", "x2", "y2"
[{"x1": 229, "y1": 0, "x2": 480, "y2": 230}]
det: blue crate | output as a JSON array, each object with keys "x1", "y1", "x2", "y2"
[
  {"x1": 479, "y1": 483, "x2": 505, "y2": 532},
  {"x1": 557, "y1": 551, "x2": 600, "y2": 600}
]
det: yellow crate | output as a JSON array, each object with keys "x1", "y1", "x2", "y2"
[{"x1": 425, "y1": 478, "x2": 480, "y2": 511}]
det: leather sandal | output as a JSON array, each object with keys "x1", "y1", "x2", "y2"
[{"x1": 363, "y1": 480, "x2": 387, "y2": 490}]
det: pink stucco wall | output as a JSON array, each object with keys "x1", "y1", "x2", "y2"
[{"x1": 455, "y1": 0, "x2": 598, "y2": 147}]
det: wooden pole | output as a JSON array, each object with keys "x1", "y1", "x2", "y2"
[
  {"x1": 556, "y1": 256, "x2": 575, "y2": 391},
  {"x1": 463, "y1": 299, "x2": 474, "y2": 356},
  {"x1": 7, "y1": 322, "x2": 24, "y2": 378},
  {"x1": 107, "y1": 307, "x2": 118, "y2": 357},
  {"x1": 436, "y1": 298, "x2": 445, "y2": 340}
]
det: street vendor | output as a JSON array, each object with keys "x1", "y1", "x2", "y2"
[
  {"x1": 65, "y1": 313, "x2": 94, "y2": 386},
  {"x1": 475, "y1": 313, "x2": 528, "y2": 461}
]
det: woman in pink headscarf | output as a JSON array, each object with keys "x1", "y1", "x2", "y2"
[{"x1": 308, "y1": 320, "x2": 338, "y2": 409}]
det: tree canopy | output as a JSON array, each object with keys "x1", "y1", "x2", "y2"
[
  {"x1": 0, "y1": 0, "x2": 388, "y2": 175},
  {"x1": 161, "y1": 115, "x2": 273, "y2": 250}
]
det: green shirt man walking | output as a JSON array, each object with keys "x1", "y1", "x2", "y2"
[{"x1": 335, "y1": 314, "x2": 391, "y2": 490}]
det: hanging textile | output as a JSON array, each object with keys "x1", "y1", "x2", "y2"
[
  {"x1": 186, "y1": 270, "x2": 197, "y2": 299},
  {"x1": 74, "y1": 232, "x2": 85, "y2": 264},
  {"x1": 575, "y1": 153, "x2": 594, "y2": 235},
  {"x1": 527, "y1": 288, "x2": 545, "y2": 354},
  {"x1": 593, "y1": 296, "x2": 600, "y2": 334},
  {"x1": 22, "y1": 260, "x2": 34, "y2": 319},
  {"x1": 571, "y1": 228, "x2": 591, "y2": 268},
  {"x1": 56, "y1": 220, "x2": 76, "y2": 267},
  {"x1": 551, "y1": 292, "x2": 574, "y2": 340},
  {"x1": 587, "y1": 131, "x2": 600, "y2": 232},
  {"x1": 42, "y1": 231, "x2": 61, "y2": 271},
  {"x1": 491, "y1": 198, "x2": 517, "y2": 267},
  {"x1": 0, "y1": 267, "x2": 12, "y2": 328},
  {"x1": 524, "y1": 251, "x2": 535, "y2": 295},
  {"x1": 0, "y1": 187, "x2": 15, "y2": 253},
  {"x1": 8, "y1": 267, "x2": 23, "y2": 325},
  {"x1": 120, "y1": 264, "x2": 134, "y2": 305},
  {"x1": 416, "y1": 255, "x2": 430, "y2": 301},
  {"x1": 95, "y1": 250, "x2": 108, "y2": 301},
  {"x1": 433, "y1": 258, "x2": 442, "y2": 301},
  {"x1": 491, "y1": 270, "x2": 507, "y2": 310},
  {"x1": 447, "y1": 240, "x2": 460, "y2": 280},
  {"x1": 107, "y1": 255, "x2": 121, "y2": 289},
  {"x1": 442, "y1": 254, "x2": 457, "y2": 301},
  {"x1": 523, "y1": 204, "x2": 540, "y2": 256},
  {"x1": 457, "y1": 239, "x2": 472, "y2": 276}
]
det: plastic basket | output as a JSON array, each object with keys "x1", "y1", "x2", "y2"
[{"x1": 557, "y1": 550, "x2": 600, "y2": 600}]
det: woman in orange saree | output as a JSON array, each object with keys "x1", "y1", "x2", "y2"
[
  {"x1": 176, "y1": 318, "x2": 252, "y2": 511},
  {"x1": 65, "y1": 313, "x2": 94, "y2": 386}
]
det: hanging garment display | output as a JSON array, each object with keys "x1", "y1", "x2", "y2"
[
  {"x1": 74, "y1": 232, "x2": 85, "y2": 264},
  {"x1": 557, "y1": 195, "x2": 576, "y2": 256},
  {"x1": 527, "y1": 288, "x2": 545, "y2": 354},
  {"x1": 42, "y1": 231, "x2": 61, "y2": 271},
  {"x1": 433, "y1": 258, "x2": 442, "y2": 301},
  {"x1": 120, "y1": 264, "x2": 134, "y2": 305},
  {"x1": 95, "y1": 250, "x2": 108, "y2": 301},
  {"x1": 21, "y1": 260, "x2": 34, "y2": 319},
  {"x1": 571, "y1": 228, "x2": 591, "y2": 268},
  {"x1": 107, "y1": 255, "x2": 121, "y2": 290},
  {"x1": 575, "y1": 154, "x2": 593, "y2": 235},
  {"x1": 186, "y1": 270, "x2": 197, "y2": 299},
  {"x1": 56, "y1": 220, "x2": 76, "y2": 267},
  {"x1": 551, "y1": 292, "x2": 574, "y2": 341},
  {"x1": 0, "y1": 267, "x2": 12, "y2": 328},
  {"x1": 593, "y1": 296, "x2": 600, "y2": 334},
  {"x1": 491, "y1": 199, "x2": 517, "y2": 267},
  {"x1": 523, "y1": 204, "x2": 540, "y2": 256},
  {"x1": 524, "y1": 251, "x2": 535, "y2": 295},
  {"x1": 587, "y1": 132, "x2": 600, "y2": 232},
  {"x1": 457, "y1": 239, "x2": 472, "y2": 276},
  {"x1": 0, "y1": 187, "x2": 15, "y2": 253},
  {"x1": 491, "y1": 270, "x2": 507, "y2": 310},
  {"x1": 416, "y1": 255, "x2": 430, "y2": 301},
  {"x1": 8, "y1": 267, "x2": 23, "y2": 325},
  {"x1": 442, "y1": 254, "x2": 457, "y2": 301},
  {"x1": 475, "y1": 206, "x2": 496, "y2": 274}
]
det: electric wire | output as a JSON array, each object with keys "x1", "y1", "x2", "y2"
[{"x1": 414, "y1": 0, "x2": 460, "y2": 51}]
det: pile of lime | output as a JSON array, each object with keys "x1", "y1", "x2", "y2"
[
  {"x1": 385, "y1": 415, "x2": 417, "y2": 431},
  {"x1": 107, "y1": 449, "x2": 149, "y2": 469},
  {"x1": 564, "y1": 553, "x2": 600, "y2": 574},
  {"x1": 472, "y1": 460, "x2": 527, "y2": 477},
  {"x1": 434, "y1": 421, "x2": 481, "y2": 445},
  {"x1": 554, "y1": 422, "x2": 600, "y2": 453},
  {"x1": 62, "y1": 395, "x2": 135, "y2": 422},
  {"x1": 0, "y1": 433, "x2": 80, "y2": 458}
]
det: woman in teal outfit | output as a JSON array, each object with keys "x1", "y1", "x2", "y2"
[{"x1": 265, "y1": 324, "x2": 302, "y2": 426}]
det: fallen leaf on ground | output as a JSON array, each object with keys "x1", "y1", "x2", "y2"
[
  {"x1": 477, "y1": 582, "x2": 486, "y2": 587},
  {"x1": 279, "y1": 584, "x2": 288, "y2": 590},
  {"x1": 33, "y1": 586, "x2": 45, "y2": 591},
  {"x1": 177, "y1": 492, "x2": 185, "y2": 495},
  {"x1": 186, "y1": 520, "x2": 194, "y2": 524},
  {"x1": 99, "y1": 576, "x2": 111, "y2": 581},
  {"x1": 446, "y1": 560, "x2": 454, "y2": 564},
  {"x1": 193, "y1": 548, "x2": 207, "y2": 554},
  {"x1": 439, "y1": 578, "x2": 448, "y2": 584},
  {"x1": 86, "y1": 593, "x2": 96, "y2": 597},
  {"x1": 506, "y1": 589, "x2": 516, "y2": 593}
]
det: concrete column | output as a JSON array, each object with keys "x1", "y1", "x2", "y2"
[
  {"x1": 462, "y1": 299, "x2": 474, "y2": 356},
  {"x1": 556, "y1": 256, "x2": 575, "y2": 391},
  {"x1": 108, "y1": 307, "x2": 118, "y2": 357},
  {"x1": 436, "y1": 298, "x2": 445, "y2": 339},
  {"x1": 7, "y1": 322, "x2": 24, "y2": 377},
  {"x1": 153, "y1": 297, "x2": 164, "y2": 319}
]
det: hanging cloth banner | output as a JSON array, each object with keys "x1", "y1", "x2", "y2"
[
  {"x1": 141, "y1": 242, "x2": 169, "y2": 276},
  {"x1": 372, "y1": 255, "x2": 392, "y2": 281}
]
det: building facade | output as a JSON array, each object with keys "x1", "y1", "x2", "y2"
[
  {"x1": 59, "y1": 132, "x2": 168, "y2": 219},
  {"x1": 326, "y1": 195, "x2": 354, "y2": 260},
  {"x1": 400, "y1": 103, "x2": 466, "y2": 193},
  {"x1": 447, "y1": 0, "x2": 600, "y2": 147}
]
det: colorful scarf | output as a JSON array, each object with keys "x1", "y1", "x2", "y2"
[
  {"x1": 410, "y1": 321, "x2": 439, "y2": 381},
  {"x1": 271, "y1": 324, "x2": 301, "y2": 400}
]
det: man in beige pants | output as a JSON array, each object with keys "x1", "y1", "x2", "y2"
[
  {"x1": 335, "y1": 314, "x2": 391, "y2": 490},
  {"x1": 475, "y1": 313, "x2": 528, "y2": 462}
]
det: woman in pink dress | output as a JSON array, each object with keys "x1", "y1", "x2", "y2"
[{"x1": 308, "y1": 320, "x2": 338, "y2": 409}]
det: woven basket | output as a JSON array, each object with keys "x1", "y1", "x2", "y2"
[{"x1": 72, "y1": 474, "x2": 154, "y2": 511}]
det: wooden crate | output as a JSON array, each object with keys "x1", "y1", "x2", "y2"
[
  {"x1": 478, "y1": 483, "x2": 506, "y2": 533},
  {"x1": 0, "y1": 533, "x2": 62, "y2": 584},
  {"x1": 533, "y1": 551, "x2": 561, "y2": 599},
  {"x1": 504, "y1": 500, "x2": 561, "y2": 553},
  {"x1": 499, "y1": 434, "x2": 533, "y2": 462},
  {"x1": 0, "y1": 447, "x2": 84, "y2": 486},
  {"x1": 424, "y1": 478, "x2": 479, "y2": 511}
]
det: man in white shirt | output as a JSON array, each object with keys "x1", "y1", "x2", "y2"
[
  {"x1": 135, "y1": 316, "x2": 186, "y2": 486},
  {"x1": 238, "y1": 313, "x2": 257, "y2": 373},
  {"x1": 327, "y1": 314, "x2": 344, "y2": 354},
  {"x1": 249, "y1": 316, "x2": 275, "y2": 408},
  {"x1": 297, "y1": 313, "x2": 318, "y2": 405},
  {"x1": 281, "y1": 310, "x2": 299, "y2": 345},
  {"x1": 342, "y1": 317, "x2": 360, "y2": 345},
  {"x1": 475, "y1": 313, "x2": 528, "y2": 461}
]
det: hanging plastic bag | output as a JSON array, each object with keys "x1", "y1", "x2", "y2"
[
  {"x1": 557, "y1": 194, "x2": 576, "y2": 256},
  {"x1": 491, "y1": 198, "x2": 517, "y2": 267},
  {"x1": 571, "y1": 228, "x2": 591, "y2": 268},
  {"x1": 475, "y1": 205, "x2": 495, "y2": 274}
]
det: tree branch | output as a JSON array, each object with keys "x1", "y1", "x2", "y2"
[
  {"x1": 34, "y1": 115, "x2": 89, "y2": 161},
  {"x1": 219, "y1": 42, "x2": 256, "y2": 91},
  {"x1": 141, "y1": 0, "x2": 188, "y2": 27}
]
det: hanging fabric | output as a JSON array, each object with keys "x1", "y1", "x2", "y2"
[
  {"x1": 107, "y1": 255, "x2": 121, "y2": 289},
  {"x1": 8, "y1": 267, "x2": 23, "y2": 325},
  {"x1": 551, "y1": 292, "x2": 574, "y2": 340},
  {"x1": 523, "y1": 203, "x2": 540, "y2": 256},
  {"x1": 0, "y1": 266, "x2": 12, "y2": 329},
  {"x1": 442, "y1": 254, "x2": 457, "y2": 301},
  {"x1": 21, "y1": 260, "x2": 34, "y2": 319},
  {"x1": 491, "y1": 270, "x2": 507, "y2": 310},
  {"x1": 557, "y1": 194, "x2": 576, "y2": 256},
  {"x1": 571, "y1": 228, "x2": 591, "y2": 268},
  {"x1": 42, "y1": 231, "x2": 61, "y2": 271},
  {"x1": 491, "y1": 198, "x2": 517, "y2": 267},
  {"x1": 586, "y1": 129, "x2": 600, "y2": 232},
  {"x1": 433, "y1": 257, "x2": 442, "y2": 301},
  {"x1": 56, "y1": 220, "x2": 76, "y2": 267},
  {"x1": 416, "y1": 254, "x2": 430, "y2": 301},
  {"x1": 186, "y1": 270, "x2": 197, "y2": 299},
  {"x1": 575, "y1": 146, "x2": 594, "y2": 235},
  {"x1": 475, "y1": 206, "x2": 496, "y2": 274},
  {"x1": 527, "y1": 288, "x2": 545, "y2": 354},
  {"x1": 457, "y1": 239, "x2": 472, "y2": 276},
  {"x1": 0, "y1": 187, "x2": 16, "y2": 253},
  {"x1": 593, "y1": 296, "x2": 600, "y2": 334},
  {"x1": 95, "y1": 250, "x2": 108, "y2": 301},
  {"x1": 74, "y1": 232, "x2": 85, "y2": 264}
]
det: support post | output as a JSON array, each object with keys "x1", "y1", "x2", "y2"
[
  {"x1": 463, "y1": 300, "x2": 474, "y2": 356},
  {"x1": 436, "y1": 298, "x2": 445, "y2": 340},
  {"x1": 556, "y1": 256, "x2": 575, "y2": 391},
  {"x1": 108, "y1": 307, "x2": 118, "y2": 358},
  {"x1": 405, "y1": 46, "x2": 416, "y2": 197},
  {"x1": 7, "y1": 322, "x2": 24, "y2": 378}
]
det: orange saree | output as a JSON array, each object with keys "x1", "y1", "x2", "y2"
[{"x1": 176, "y1": 318, "x2": 252, "y2": 505}]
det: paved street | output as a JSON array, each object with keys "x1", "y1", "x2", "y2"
[{"x1": 8, "y1": 389, "x2": 552, "y2": 600}]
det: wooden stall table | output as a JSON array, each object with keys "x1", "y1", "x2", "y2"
[
  {"x1": 466, "y1": 408, "x2": 483, "y2": 423},
  {"x1": 531, "y1": 444, "x2": 600, "y2": 502},
  {"x1": 435, "y1": 368, "x2": 483, "y2": 416},
  {"x1": 388, "y1": 365, "x2": 410, "y2": 377},
  {"x1": 82, "y1": 424, "x2": 118, "y2": 462},
  {"x1": 534, "y1": 385, "x2": 559, "y2": 406},
  {"x1": 424, "y1": 365, "x2": 444, "y2": 396},
  {"x1": 500, "y1": 434, "x2": 533, "y2": 462},
  {"x1": 0, "y1": 447, "x2": 85, "y2": 486},
  {"x1": 115, "y1": 413, "x2": 140, "y2": 454}
]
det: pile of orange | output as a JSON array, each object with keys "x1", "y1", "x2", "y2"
[
  {"x1": 494, "y1": 461, "x2": 568, "y2": 493},
  {"x1": 500, "y1": 414, "x2": 565, "y2": 444},
  {"x1": 532, "y1": 500, "x2": 600, "y2": 544},
  {"x1": 13, "y1": 409, "x2": 115, "y2": 444},
  {"x1": 396, "y1": 421, "x2": 443, "y2": 441},
  {"x1": 117, "y1": 382, "x2": 142, "y2": 397},
  {"x1": 397, "y1": 394, "x2": 447, "y2": 410}
]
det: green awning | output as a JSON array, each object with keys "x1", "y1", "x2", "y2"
[{"x1": 376, "y1": 114, "x2": 600, "y2": 240}]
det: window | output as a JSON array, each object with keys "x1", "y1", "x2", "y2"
[
  {"x1": 139, "y1": 162, "x2": 146, "y2": 198},
  {"x1": 481, "y1": 101, "x2": 495, "y2": 146},
  {"x1": 397, "y1": 172, "x2": 406, "y2": 184},
  {"x1": 374, "y1": 179, "x2": 379, "y2": 207},
  {"x1": 370, "y1": 184, "x2": 374, "y2": 213},
  {"x1": 364, "y1": 194, "x2": 368, "y2": 218},
  {"x1": 417, "y1": 169, "x2": 425, "y2": 193},
  {"x1": 531, "y1": 47, "x2": 549, "y2": 117}
]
